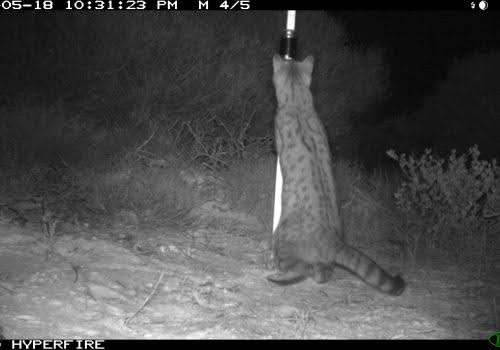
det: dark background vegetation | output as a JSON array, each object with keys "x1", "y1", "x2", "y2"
[
  {"x1": 1, "y1": 11, "x2": 499, "y2": 169},
  {"x1": 338, "y1": 11, "x2": 500, "y2": 165}
]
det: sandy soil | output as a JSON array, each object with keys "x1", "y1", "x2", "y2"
[{"x1": 0, "y1": 203, "x2": 497, "y2": 339}]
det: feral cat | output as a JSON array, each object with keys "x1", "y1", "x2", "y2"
[{"x1": 268, "y1": 54, "x2": 405, "y2": 296}]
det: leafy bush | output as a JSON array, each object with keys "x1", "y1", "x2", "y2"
[{"x1": 387, "y1": 145, "x2": 499, "y2": 250}]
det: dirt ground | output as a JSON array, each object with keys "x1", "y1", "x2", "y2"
[{"x1": 0, "y1": 199, "x2": 498, "y2": 339}]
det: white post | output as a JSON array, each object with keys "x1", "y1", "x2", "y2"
[
  {"x1": 286, "y1": 10, "x2": 296, "y2": 31},
  {"x1": 272, "y1": 157, "x2": 282, "y2": 233},
  {"x1": 272, "y1": 10, "x2": 295, "y2": 234}
]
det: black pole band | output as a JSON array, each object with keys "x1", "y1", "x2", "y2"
[{"x1": 279, "y1": 29, "x2": 297, "y2": 61}]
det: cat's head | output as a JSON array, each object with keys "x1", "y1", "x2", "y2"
[{"x1": 272, "y1": 54, "x2": 314, "y2": 89}]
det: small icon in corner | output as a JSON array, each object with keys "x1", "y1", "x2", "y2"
[
  {"x1": 489, "y1": 331, "x2": 500, "y2": 348},
  {"x1": 479, "y1": 0, "x2": 488, "y2": 10}
]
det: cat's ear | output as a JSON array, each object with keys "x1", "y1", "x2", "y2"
[
  {"x1": 273, "y1": 54, "x2": 283, "y2": 73},
  {"x1": 301, "y1": 55, "x2": 314, "y2": 87},
  {"x1": 302, "y1": 55, "x2": 314, "y2": 75}
]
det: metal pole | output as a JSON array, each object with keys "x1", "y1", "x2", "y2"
[{"x1": 273, "y1": 10, "x2": 297, "y2": 234}]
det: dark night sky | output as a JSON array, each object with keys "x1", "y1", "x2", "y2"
[{"x1": 335, "y1": 11, "x2": 500, "y2": 115}]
